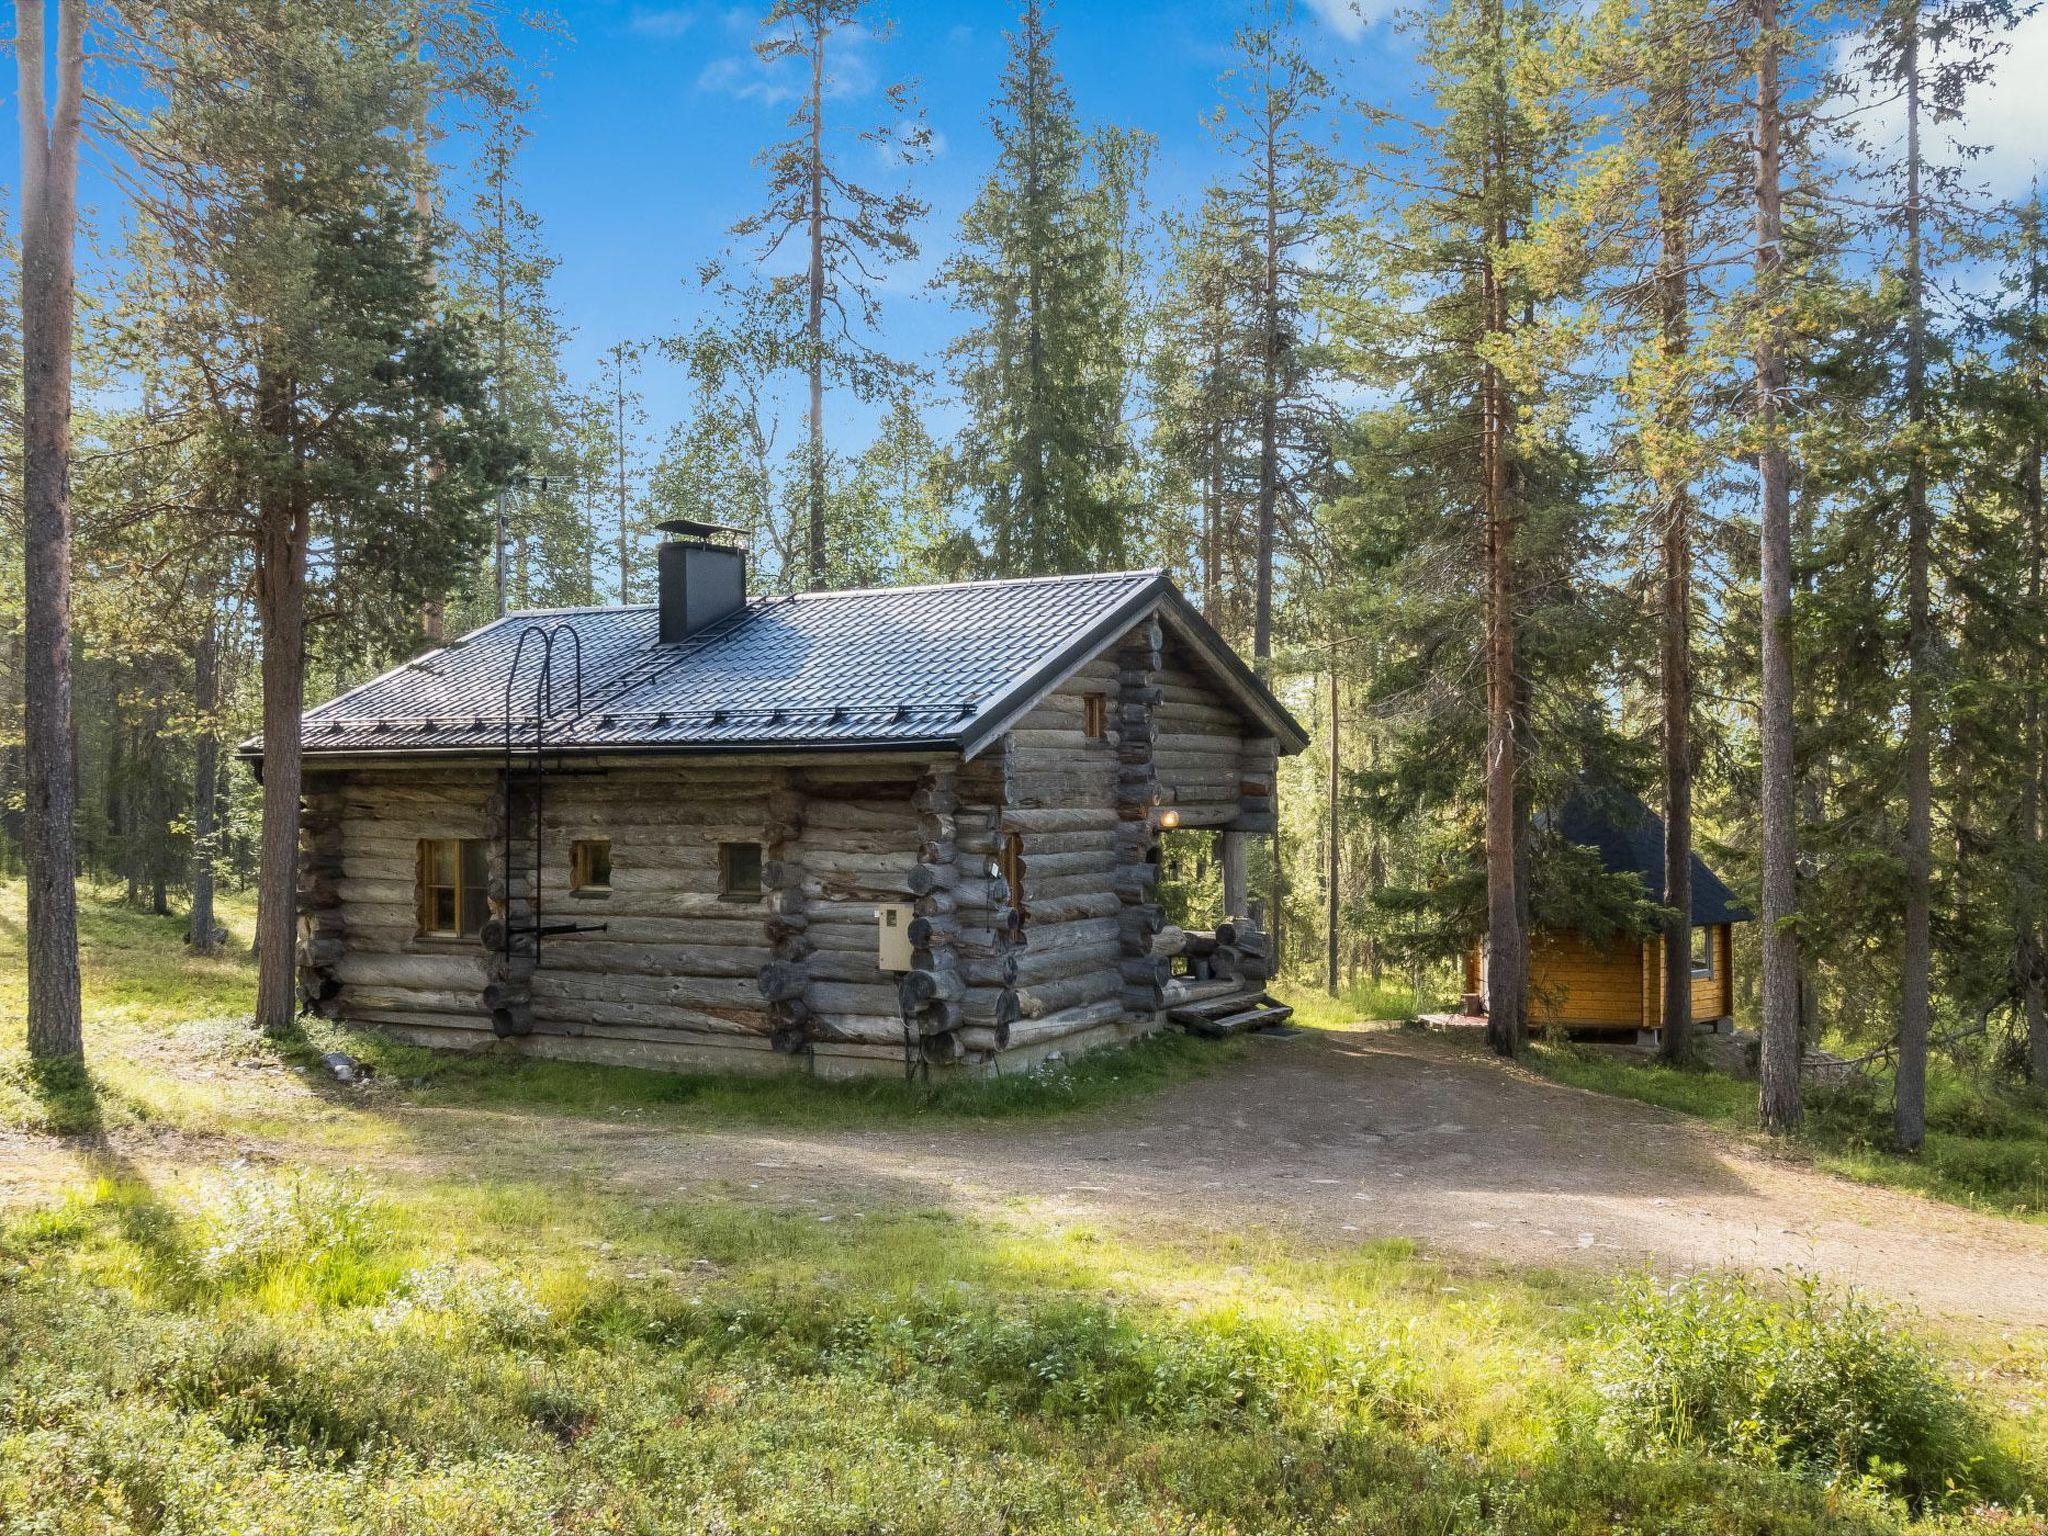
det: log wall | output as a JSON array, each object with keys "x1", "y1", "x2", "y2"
[{"x1": 295, "y1": 602, "x2": 1280, "y2": 1077}]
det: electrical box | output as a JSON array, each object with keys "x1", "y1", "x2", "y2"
[{"x1": 876, "y1": 903, "x2": 914, "y2": 972}]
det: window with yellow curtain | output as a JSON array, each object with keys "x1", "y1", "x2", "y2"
[{"x1": 416, "y1": 838, "x2": 489, "y2": 938}]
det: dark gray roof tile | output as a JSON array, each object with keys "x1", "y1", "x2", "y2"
[{"x1": 269, "y1": 570, "x2": 1307, "y2": 761}]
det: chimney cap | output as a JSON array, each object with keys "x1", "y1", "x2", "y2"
[{"x1": 656, "y1": 517, "x2": 745, "y2": 543}]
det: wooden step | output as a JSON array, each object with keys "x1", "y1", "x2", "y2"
[{"x1": 1172, "y1": 994, "x2": 1294, "y2": 1039}]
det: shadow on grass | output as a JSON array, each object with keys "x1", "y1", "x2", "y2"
[{"x1": 16, "y1": 1054, "x2": 197, "y2": 1279}]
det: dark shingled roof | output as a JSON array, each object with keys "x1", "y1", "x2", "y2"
[
  {"x1": 260, "y1": 569, "x2": 1308, "y2": 764},
  {"x1": 1552, "y1": 788, "x2": 1753, "y2": 926}
]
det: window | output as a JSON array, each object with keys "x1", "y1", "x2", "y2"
[
  {"x1": 571, "y1": 839, "x2": 612, "y2": 894},
  {"x1": 416, "y1": 838, "x2": 488, "y2": 938},
  {"x1": 1000, "y1": 831, "x2": 1026, "y2": 918},
  {"x1": 1691, "y1": 926, "x2": 1714, "y2": 979},
  {"x1": 1082, "y1": 691, "x2": 1109, "y2": 741},
  {"x1": 720, "y1": 841, "x2": 764, "y2": 899}
]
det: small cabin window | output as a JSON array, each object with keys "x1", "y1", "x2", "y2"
[
  {"x1": 416, "y1": 837, "x2": 488, "y2": 938},
  {"x1": 1082, "y1": 691, "x2": 1108, "y2": 741},
  {"x1": 1691, "y1": 926, "x2": 1714, "y2": 978},
  {"x1": 571, "y1": 839, "x2": 612, "y2": 894},
  {"x1": 1000, "y1": 831, "x2": 1026, "y2": 917},
  {"x1": 720, "y1": 841, "x2": 764, "y2": 899}
]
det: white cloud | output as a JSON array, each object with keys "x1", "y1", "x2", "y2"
[
  {"x1": 627, "y1": 6, "x2": 697, "y2": 40},
  {"x1": 697, "y1": 17, "x2": 879, "y2": 106},
  {"x1": 1843, "y1": 7, "x2": 2048, "y2": 199},
  {"x1": 1303, "y1": 0, "x2": 1396, "y2": 41}
]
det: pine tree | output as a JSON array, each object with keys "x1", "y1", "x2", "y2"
[
  {"x1": 14, "y1": 0, "x2": 86, "y2": 1063},
  {"x1": 1149, "y1": 187, "x2": 1259, "y2": 634},
  {"x1": 126, "y1": 0, "x2": 515, "y2": 1034},
  {"x1": 941, "y1": 0, "x2": 1139, "y2": 577},
  {"x1": 1752, "y1": 0, "x2": 1806, "y2": 1132},
  {"x1": 715, "y1": 0, "x2": 928, "y2": 590},
  {"x1": 1849, "y1": 0, "x2": 2023, "y2": 1150},
  {"x1": 1569, "y1": 0, "x2": 1750, "y2": 1061},
  {"x1": 1334, "y1": 0, "x2": 1607, "y2": 1055},
  {"x1": 1209, "y1": 0, "x2": 1342, "y2": 666}
]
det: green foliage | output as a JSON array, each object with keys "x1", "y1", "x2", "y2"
[
  {"x1": 940, "y1": 0, "x2": 1143, "y2": 577},
  {"x1": 1594, "y1": 1271, "x2": 2004, "y2": 1505}
]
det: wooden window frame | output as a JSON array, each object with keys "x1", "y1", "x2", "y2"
[
  {"x1": 570, "y1": 838, "x2": 612, "y2": 896},
  {"x1": 1690, "y1": 925, "x2": 1714, "y2": 979},
  {"x1": 719, "y1": 840, "x2": 764, "y2": 900},
  {"x1": 416, "y1": 837, "x2": 488, "y2": 940},
  {"x1": 1082, "y1": 691, "x2": 1108, "y2": 741}
]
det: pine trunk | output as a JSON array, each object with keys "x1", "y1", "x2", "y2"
[
  {"x1": 1754, "y1": 0, "x2": 1803, "y2": 1131},
  {"x1": 1657, "y1": 153, "x2": 1695, "y2": 1065},
  {"x1": 1481, "y1": 0, "x2": 1523, "y2": 1057},
  {"x1": 253, "y1": 364, "x2": 309, "y2": 1037},
  {"x1": 806, "y1": 20, "x2": 827, "y2": 590},
  {"x1": 2026, "y1": 213, "x2": 2048, "y2": 1085},
  {"x1": 1252, "y1": 106, "x2": 1280, "y2": 667},
  {"x1": 15, "y1": 0, "x2": 85, "y2": 1063},
  {"x1": 1326, "y1": 661, "x2": 1340, "y2": 997},
  {"x1": 188, "y1": 604, "x2": 220, "y2": 954},
  {"x1": 1896, "y1": 4, "x2": 1931, "y2": 1153}
]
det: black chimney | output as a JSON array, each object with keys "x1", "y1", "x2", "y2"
[{"x1": 655, "y1": 519, "x2": 747, "y2": 644}]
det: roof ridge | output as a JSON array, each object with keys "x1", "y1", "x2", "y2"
[{"x1": 783, "y1": 568, "x2": 1162, "y2": 602}]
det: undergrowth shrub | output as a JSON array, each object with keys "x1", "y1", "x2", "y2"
[
  {"x1": 184, "y1": 1170, "x2": 400, "y2": 1307},
  {"x1": 620, "y1": 1278, "x2": 1435, "y2": 1432},
  {"x1": 1594, "y1": 1270, "x2": 1997, "y2": 1505}
]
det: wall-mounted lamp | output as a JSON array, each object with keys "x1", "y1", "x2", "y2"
[{"x1": 1157, "y1": 807, "x2": 1181, "y2": 830}]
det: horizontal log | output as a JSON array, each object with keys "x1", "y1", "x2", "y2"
[
  {"x1": 999, "y1": 807, "x2": 1119, "y2": 834},
  {"x1": 334, "y1": 952, "x2": 487, "y2": 989},
  {"x1": 956, "y1": 1021, "x2": 1011, "y2": 1053},
  {"x1": 529, "y1": 970, "x2": 769, "y2": 1018},
  {"x1": 1019, "y1": 915, "x2": 1122, "y2": 953},
  {"x1": 339, "y1": 985, "x2": 484, "y2": 1016},
  {"x1": 1004, "y1": 997, "x2": 1127, "y2": 1049},
  {"x1": 805, "y1": 981, "x2": 906, "y2": 1015},
  {"x1": 1026, "y1": 892, "x2": 1121, "y2": 925},
  {"x1": 960, "y1": 985, "x2": 1021, "y2": 1025},
  {"x1": 537, "y1": 941, "x2": 768, "y2": 978},
  {"x1": 1017, "y1": 970, "x2": 1121, "y2": 1018},
  {"x1": 960, "y1": 951, "x2": 1021, "y2": 987},
  {"x1": 527, "y1": 998, "x2": 775, "y2": 1037}
]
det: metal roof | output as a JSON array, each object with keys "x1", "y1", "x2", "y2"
[
  {"x1": 1551, "y1": 788, "x2": 1754, "y2": 926},
  {"x1": 259, "y1": 569, "x2": 1309, "y2": 764}
]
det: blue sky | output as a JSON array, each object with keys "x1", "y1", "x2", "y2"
[{"x1": 507, "y1": 0, "x2": 1407, "y2": 445}]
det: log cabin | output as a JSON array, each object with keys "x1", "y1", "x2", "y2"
[
  {"x1": 247, "y1": 522, "x2": 1308, "y2": 1078},
  {"x1": 1462, "y1": 789, "x2": 1752, "y2": 1039}
]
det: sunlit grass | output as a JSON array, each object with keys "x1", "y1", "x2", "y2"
[
  {"x1": 0, "y1": 882, "x2": 2042, "y2": 1530},
  {"x1": 1273, "y1": 971, "x2": 1455, "y2": 1030},
  {"x1": 1527, "y1": 1038, "x2": 2048, "y2": 1222}
]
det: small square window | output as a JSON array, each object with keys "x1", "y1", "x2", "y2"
[
  {"x1": 571, "y1": 839, "x2": 611, "y2": 893},
  {"x1": 1082, "y1": 691, "x2": 1108, "y2": 741},
  {"x1": 720, "y1": 841, "x2": 764, "y2": 899}
]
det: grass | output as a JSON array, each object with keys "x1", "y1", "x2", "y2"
[
  {"x1": 1528, "y1": 1039, "x2": 2048, "y2": 1221},
  {"x1": 0, "y1": 881, "x2": 1243, "y2": 1144},
  {"x1": 1273, "y1": 972, "x2": 1454, "y2": 1031},
  {"x1": 0, "y1": 885, "x2": 2043, "y2": 1531},
  {"x1": 2, "y1": 1158, "x2": 2040, "y2": 1533}
]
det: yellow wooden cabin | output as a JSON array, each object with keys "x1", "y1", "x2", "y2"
[{"x1": 1463, "y1": 790, "x2": 1750, "y2": 1038}]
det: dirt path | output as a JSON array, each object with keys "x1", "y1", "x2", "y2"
[{"x1": 7, "y1": 1024, "x2": 2046, "y2": 1326}]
